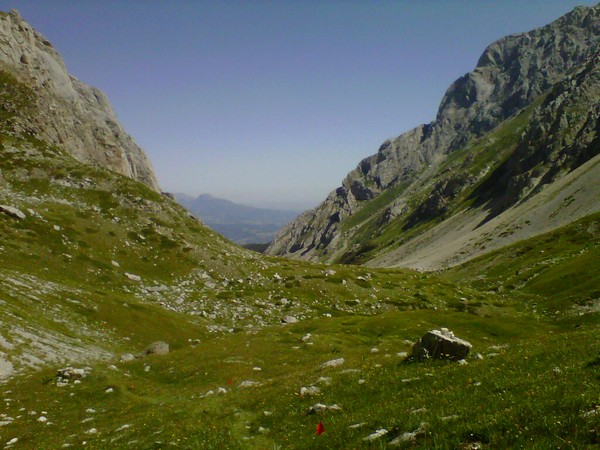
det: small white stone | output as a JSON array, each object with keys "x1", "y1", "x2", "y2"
[
  {"x1": 85, "y1": 428, "x2": 97, "y2": 434},
  {"x1": 320, "y1": 358, "x2": 345, "y2": 368},
  {"x1": 86, "y1": 408, "x2": 96, "y2": 414},
  {"x1": 299, "y1": 386, "x2": 321, "y2": 397},
  {"x1": 370, "y1": 347, "x2": 379, "y2": 353},
  {"x1": 363, "y1": 429, "x2": 388, "y2": 441},
  {"x1": 37, "y1": 415, "x2": 48, "y2": 423},
  {"x1": 316, "y1": 377, "x2": 332, "y2": 385},
  {"x1": 105, "y1": 387, "x2": 114, "y2": 394}
]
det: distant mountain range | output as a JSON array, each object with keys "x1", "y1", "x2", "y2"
[{"x1": 174, "y1": 193, "x2": 300, "y2": 244}]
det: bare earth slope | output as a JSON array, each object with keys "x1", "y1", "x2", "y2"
[{"x1": 267, "y1": 4, "x2": 600, "y2": 270}]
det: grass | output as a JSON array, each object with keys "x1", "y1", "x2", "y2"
[{"x1": 1, "y1": 309, "x2": 597, "y2": 449}]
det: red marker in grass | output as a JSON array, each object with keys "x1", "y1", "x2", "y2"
[{"x1": 315, "y1": 421, "x2": 325, "y2": 435}]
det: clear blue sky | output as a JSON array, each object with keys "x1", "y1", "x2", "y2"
[{"x1": 2, "y1": 1, "x2": 597, "y2": 209}]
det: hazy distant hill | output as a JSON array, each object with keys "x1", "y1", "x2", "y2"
[{"x1": 175, "y1": 193, "x2": 300, "y2": 244}]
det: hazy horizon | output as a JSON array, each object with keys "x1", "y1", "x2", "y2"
[{"x1": 3, "y1": 0, "x2": 597, "y2": 209}]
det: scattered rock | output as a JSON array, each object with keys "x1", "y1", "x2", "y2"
[
  {"x1": 320, "y1": 358, "x2": 345, "y2": 369},
  {"x1": 56, "y1": 367, "x2": 88, "y2": 384},
  {"x1": 0, "y1": 205, "x2": 26, "y2": 220},
  {"x1": 299, "y1": 386, "x2": 321, "y2": 397},
  {"x1": 139, "y1": 341, "x2": 169, "y2": 357},
  {"x1": 411, "y1": 328, "x2": 472, "y2": 360},
  {"x1": 363, "y1": 428, "x2": 388, "y2": 441},
  {"x1": 389, "y1": 422, "x2": 428, "y2": 446},
  {"x1": 316, "y1": 376, "x2": 332, "y2": 385},
  {"x1": 440, "y1": 414, "x2": 460, "y2": 421},
  {"x1": 124, "y1": 273, "x2": 141, "y2": 282},
  {"x1": 146, "y1": 285, "x2": 168, "y2": 293},
  {"x1": 306, "y1": 403, "x2": 342, "y2": 415},
  {"x1": 239, "y1": 380, "x2": 262, "y2": 388},
  {"x1": 281, "y1": 316, "x2": 298, "y2": 324},
  {"x1": 120, "y1": 354, "x2": 135, "y2": 363}
]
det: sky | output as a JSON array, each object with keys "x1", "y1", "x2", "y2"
[{"x1": 2, "y1": 1, "x2": 598, "y2": 210}]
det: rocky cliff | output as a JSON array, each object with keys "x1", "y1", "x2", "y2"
[
  {"x1": 267, "y1": 4, "x2": 600, "y2": 268},
  {"x1": 0, "y1": 10, "x2": 160, "y2": 191}
]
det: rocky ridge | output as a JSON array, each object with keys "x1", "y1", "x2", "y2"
[
  {"x1": 267, "y1": 4, "x2": 600, "y2": 267},
  {"x1": 0, "y1": 10, "x2": 160, "y2": 191}
]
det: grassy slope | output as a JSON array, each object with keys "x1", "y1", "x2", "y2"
[{"x1": 0, "y1": 71, "x2": 598, "y2": 449}]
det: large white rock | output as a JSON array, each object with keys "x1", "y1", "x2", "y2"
[{"x1": 412, "y1": 328, "x2": 472, "y2": 360}]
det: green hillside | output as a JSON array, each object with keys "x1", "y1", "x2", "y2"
[{"x1": 0, "y1": 76, "x2": 598, "y2": 448}]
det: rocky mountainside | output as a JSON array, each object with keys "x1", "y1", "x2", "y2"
[
  {"x1": 267, "y1": 4, "x2": 600, "y2": 269},
  {"x1": 175, "y1": 193, "x2": 299, "y2": 244},
  {"x1": 0, "y1": 10, "x2": 160, "y2": 191}
]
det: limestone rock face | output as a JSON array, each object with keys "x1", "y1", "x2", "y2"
[
  {"x1": 267, "y1": 4, "x2": 600, "y2": 263},
  {"x1": 0, "y1": 10, "x2": 160, "y2": 191}
]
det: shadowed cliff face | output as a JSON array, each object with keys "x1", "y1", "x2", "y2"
[
  {"x1": 0, "y1": 10, "x2": 161, "y2": 191},
  {"x1": 267, "y1": 4, "x2": 600, "y2": 266}
]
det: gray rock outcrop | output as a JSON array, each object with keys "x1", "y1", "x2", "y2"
[
  {"x1": 0, "y1": 10, "x2": 160, "y2": 191},
  {"x1": 267, "y1": 4, "x2": 600, "y2": 263}
]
